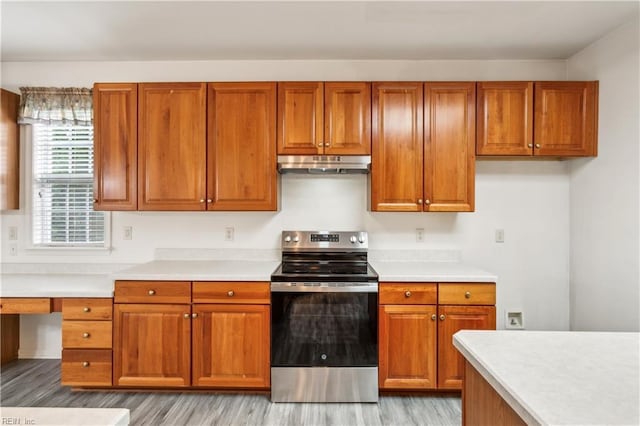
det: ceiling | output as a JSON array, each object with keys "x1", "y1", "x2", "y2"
[{"x1": 1, "y1": 1, "x2": 638, "y2": 62}]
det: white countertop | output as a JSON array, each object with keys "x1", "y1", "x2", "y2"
[
  {"x1": 370, "y1": 260, "x2": 497, "y2": 282},
  {"x1": 453, "y1": 330, "x2": 640, "y2": 426},
  {"x1": 111, "y1": 260, "x2": 281, "y2": 281},
  {"x1": 0, "y1": 273, "x2": 115, "y2": 297}
]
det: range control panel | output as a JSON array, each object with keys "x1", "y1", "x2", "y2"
[{"x1": 281, "y1": 231, "x2": 368, "y2": 251}]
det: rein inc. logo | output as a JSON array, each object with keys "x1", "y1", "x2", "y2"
[{"x1": 1, "y1": 417, "x2": 35, "y2": 425}]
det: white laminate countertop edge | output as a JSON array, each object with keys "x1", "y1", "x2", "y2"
[
  {"x1": 369, "y1": 260, "x2": 497, "y2": 282},
  {"x1": 110, "y1": 260, "x2": 281, "y2": 281},
  {"x1": 453, "y1": 330, "x2": 640, "y2": 426}
]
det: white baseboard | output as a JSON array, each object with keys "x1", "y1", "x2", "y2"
[{"x1": 19, "y1": 348, "x2": 61, "y2": 359}]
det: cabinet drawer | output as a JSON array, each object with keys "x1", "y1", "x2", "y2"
[
  {"x1": 62, "y1": 321, "x2": 112, "y2": 349},
  {"x1": 379, "y1": 283, "x2": 437, "y2": 305},
  {"x1": 114, "y1": 281, "x2": 191, "y2": 304},
  {"x1": 61, "y1": 349, "x2": 112, "y2": 386},
  {"x1": 438, "y1": 283, "x2": 496, "y2": 305},
  {"x1": 0, "y1": 298, "x2": 51, "y2": 314},
  {"x1": 192, "y1": 282, "x2": 270, "y2": 304},
  {"x1": 62, "y1": 298, "x2": 112, "y2": 320}
]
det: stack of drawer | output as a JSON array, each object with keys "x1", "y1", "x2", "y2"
[{"x1": 61, "y1": 298, "x2": 113, "y2": 386}]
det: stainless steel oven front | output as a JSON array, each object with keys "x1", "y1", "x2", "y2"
[{"x1": 270, "y1": 282, "x2": 378, "y2": 402}]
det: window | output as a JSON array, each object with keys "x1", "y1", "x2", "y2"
[{"x1": 31, "y1": 124, "x2": 106, "y2": 247}]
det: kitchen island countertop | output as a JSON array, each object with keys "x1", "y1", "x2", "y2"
[{"x1": 453, "y1": 330, "x2": 640, "y2": 426}]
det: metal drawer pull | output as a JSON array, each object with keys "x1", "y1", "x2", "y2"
[
  {"x1": 148, "y1": 290, "x2": 156, "y2": 296},
  {"x1": 227, "y1": 290, "x2": 235, "y2": 297},
  {"x1": 528, "y1": 143, "x2": 533, "y2": 148},
  {"x1": 82, "y1": 332, "x2": 90, "y2": 339},
  {"x1": 317, "y1": 143, "x2": 323, "y2": 148},
  {"x1": 404, "y1": 291, "x2": 412, "y2": 298},
  {"x1": 424, "y1": 199, "x2": 431, "y2": 205},
  {"x1": 83, "y1": 307, "x2": 91, "y2": 313},
  {"x1": 431, "y1": 314, "x2": 436, "y2": 321},
  {"x1": 535, "y1": 143, "x2": 541, "y2": 148},
  {"x1": 465, "y1": 291, "x2": 471, "y2": 299},
  {"x1": 439, "y1": 314, "x2": 445, "y2": 321},
  {"x1": 183, "y1": 313, "x2": 190, "y2": 319},
  {"x1": 82, "y1": 362, "x2": 90, "y2": 368},
  {"x1": 192, "y1": 313, "x2": 198, "y2": 319}
]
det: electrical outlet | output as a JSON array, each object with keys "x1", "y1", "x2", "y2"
[
  {"x1": 225, "y1": 227, "x2": 235, "y2": 241},
  {"x1": 416, "y1": 228, "x2": 425, "y2": 242},
  {"x1": 495, "y1": 229, "x2": 505, "y2": 243},
  {"x1": 9, "y1": 243, "x2": 17, "y2": 256},
  {"x1": 505, "y1": 311, "x2": 524, "y2": 329},
  {"x1": 123, "y1": 226, "x2": 133, "y2": 240},
  {"x1": 8, "y1": 226, "x2": 18, "y2": 241}
]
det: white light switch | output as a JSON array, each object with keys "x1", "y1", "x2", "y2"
[
  {"x1": 495, "y1": 229, "x2": 505, "y2": 243},
  {"x1": 123, "y1": 226, "x2": 133, "y2": 240}
]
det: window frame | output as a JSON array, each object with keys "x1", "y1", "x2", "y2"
[{"x1": 25, "y1": 124, "x2": 111, "y2": 252}]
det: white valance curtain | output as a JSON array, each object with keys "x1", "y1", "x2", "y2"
[{"x1": 18, "y1": 87, "x2": 92, "y2": 125}]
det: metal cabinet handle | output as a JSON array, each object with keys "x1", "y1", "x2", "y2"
[
  {"x1": 317, "y1": 143, "x2": 323, "y2": 148},
  {"x1": 82, "y1": 332, "x2": 90, "y2": 339},
  {"x1": 439, "y1": 314, "x2": 445, "y2": 321},
  {"x1": 417, "y1": 199, "x2": 423, "y2": 204},
  {"x1": 83, "y1": 307, "x2": 91, "y2": 313},
  {"x1": 148, "y1": 290, "x2": 155, "y2": 296},
  {"x1": 527, "y1": 143, "x2": 533, "y2": 148},
  {"x1": 535, "y1": 144, "x2": 541, "y2": 149},
  {"x1": 227, "y1": 290, "x2": 235, "y2": 297},
  {"x1": 404, "y1": 291, "x2": 412, "y2": 298},
  {"x1": 192, "y1": 313, "x2": 198, "y2": 319},
  {"x1": 431, "y1": 314, "x2": 436, "y2": 321},
  {"x1": 465, "y1": 291, "x2": 471, "y2": 299},
  {"x1": 324, "y1": 142, "x2": 330, "y2": 147},
  {"x1": 93, "y1": 199, "x2": 98, "y2": 203},
  {"x1": 425, "y1": 199, "x2": 431, "y2": 205},
  {"x1": 82, "y1": 361, "x2": 90, "y2": 368},
  {"x1": 199, "y1": 199, "x2": 205, "y2": 203},
  {"x1": 207, "y1": 199, "x2": 212, "y2": 203},
  {"x1": 183, "y1": 313, "x2": 190, "y2": 319}
]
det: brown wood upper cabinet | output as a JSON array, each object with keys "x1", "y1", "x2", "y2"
[
  {"x1": 208, "y1": 83, "x2": 277, "y2": 211},
  {"x1": 138, "y1": 82, "x2": 207, "y2": 210},
  {"x1": 477, "y1": 81, "x2": 598, "y2": 157},
  {"x1": 0, "y1": 88, "x2": 20, "y2": 210},
  {"x1": 277, "y1": 82, "x2": 371, "y2": 155},
  {"x1": 371, "y1": 82, "x2": 475, "y2": 212},
  {"x1": 93, "y1": 83, "x2": 138, "y2": 210}
]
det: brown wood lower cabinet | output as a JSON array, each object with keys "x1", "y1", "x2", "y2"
[
  {"x1": 113, "y1": 303, "x2": 191, "y2": 387},
  {"x1": 192, "y1": 304, "x2": 270, "y2": 388},
  {"x1": 378, "y1": 282, "x2": 496, "y2": 391}
]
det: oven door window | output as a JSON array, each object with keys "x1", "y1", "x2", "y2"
[{"x1": 271, "y1": 292, "x2": 378, "y2": 367}]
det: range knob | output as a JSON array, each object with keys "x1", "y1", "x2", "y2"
[
  {"x1": 358, "y1": 234, "x2": 366, "y2": 244},
  {"x1": 284, "y1": 235, "x2": 292, "y2": 243},
  {"x1": 293, "y1": 236, "x2": 300, "y2": 243},
  {"x1": 350, "y1": 235, "x2": 357, "y2": 243}
]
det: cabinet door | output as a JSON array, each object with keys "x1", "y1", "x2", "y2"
[
  {"x1": 113, "y1": 304, "x2": 191, "y2": 387},
  {"x1": 0, "y1": 89, "x2": 19, "y2": 210},
  {"x1": 207, "y1": 82, "x2": 277, "y2": 211},
  {"x1": 424, "y1": 82, "x2": 475, "y2": 212},
  {"x1": 324, "y1": 82, "x2": 371, "y2": 155},
  {"x1": 476, "y1": 82, "x2": 533, "y2": 156},
  {"x1": 371, "y1": 82, "x2": 424, "y2": 212},
  {"x1": 534, "y1": 81, "x2": 598, "y2": 156},
  {"x1": 93, "y1": 83, "x2": 137, "y2": 210},
  {"x1": 192, "y1": 304, "x2": 270, "y2": 388},
  {"x1": 437, "y1": 305, "x2": 496, "y2": 389},
  {"x1": 277, "y1": 82, "x2": 323, "y2": 155},
  {"x1": 138, "y1": 83, "x2": 206, "y2": 210},
  {"x1": 379, "y1": 304, "x2": 437, "y2": 389}
]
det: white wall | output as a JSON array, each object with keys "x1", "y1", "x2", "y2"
[
  {"x1": 567, "y1": 19, "x2": 640, "y2": 331},
  {"x1": 1, "y1": 59, "x2": 571, "y2": 357}
]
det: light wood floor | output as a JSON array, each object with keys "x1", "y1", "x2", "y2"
[{"x1": 1, "y1": 360, "x2": 461, "y2": 425}]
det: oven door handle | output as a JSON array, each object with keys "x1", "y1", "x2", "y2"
[{"x1": 270, "y1": 282, "x2": 378, "y2": 293}]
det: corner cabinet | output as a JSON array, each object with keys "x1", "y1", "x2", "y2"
[
  {"x1": 371, "y1": 82, "x2": 475, "y2": 212},
  {"x1": 0, "y1": 88, "x2": 20, "y2": 210},
  {"x1": 93, "y1": 83, "x2": 138, "y2": 210},
  {"x1": 207, "y1": 83, "x2": 277, "y2": 211},
  {"x1": 378, "y1": 282, "x2": 495, "y2": 391},
  {"x1": 277, "y1": 82, "x2": 371, "y2": 155},
  {"x1": 138, "y1": 83, "x2": 207, "y2": 211}
]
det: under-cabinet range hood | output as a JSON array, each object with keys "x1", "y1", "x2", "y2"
[{"x1": 277, "y1": 155, "x2": 370, "y2": 174}]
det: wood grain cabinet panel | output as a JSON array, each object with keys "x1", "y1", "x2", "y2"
[
  {"x1": 192, "y1": 304, "x2": 270, "y2": 388},
  {"x1": 61, "y1": 349, "x2": 112, "y2": 387},
  {"x1": 379, "y1": 304, "x2": 437, "y2": 390},
  {"x1": 476, "y1": 82, "x2": 533, "y2": 156},
  {"x1": 424, "y1": 82, "x2": 476, "y2": 212},
  {"x1": 192, "y1": 282, "x2": 270, "y2": 304},
  {"x1": 379, "y1": 283, "x2": 437, "y2": 305},
  {"x1": 0, "y1": 88, "x2": 19, "y2": 210},
  {"x1": 534, "y1": 81, "x2": 598, "y2": 156},
  {"x1": 207, "y1": 82, "x2": 277, "y2": 211},
  {"x1": 114, "y1": 280, "x2": 191, "y2": 304},
  {"x1": 437, "y1": 305, "x2": 496, "y2": 389},
  {"x1": 138, "y1": 82, "x2": 207, "y2": 210},
  {"x1": 62, "y1": 320, "x2": 112, "y2": 349},
  {"x1": 0, "y1": 298, "x2": 52, "y2": 314},
  {"x1": 438, "y1": 283, "x2": 496, "y2": 306},
  {"x1": 113, "y1": 303, "x2": 191, "y2": 387},
  {"x1": 371, "y1": 82, "x2": 424, "y2": 212},
  {"x1": 62, "y1": 298, "x2": 113, "y2": 320},
  {"x1": 277, "y1": 82, "x2": 371, "y2": 155},
  {"x1": 93, "y1": 83, "x2": 138, "y2": 210}
]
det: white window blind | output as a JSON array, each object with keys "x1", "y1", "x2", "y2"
[{"x1": 32, "y1": 124, "x2": 105, "y2": 247}]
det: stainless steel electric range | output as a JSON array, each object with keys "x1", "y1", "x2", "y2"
[{"x1": 270, "y1": 230, "x2": 379, "y2": 403}]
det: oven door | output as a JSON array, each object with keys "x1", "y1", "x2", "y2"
[{"x1": 270, "y1": 282, "x2": 378, "y2": 368}]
